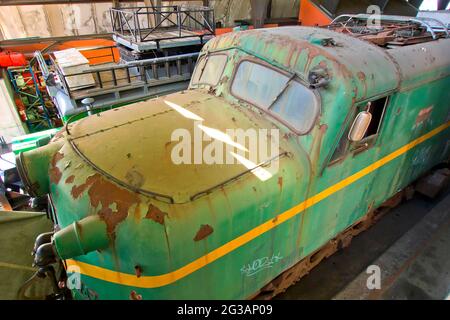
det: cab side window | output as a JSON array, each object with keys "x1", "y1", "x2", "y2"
[
  {"x1": 191, "y1": 54, "x2": 228, "y2": 87},
  {"x1": 359, "y1": 97, "x2": 388, "y2": 141},
  {"x1": 329, "y1": 96, "x2": 389, "y2": 164}
]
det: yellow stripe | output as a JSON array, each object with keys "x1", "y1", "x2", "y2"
[{"x1": 66, "y1": 121, "x2": 450, "y2": 288}]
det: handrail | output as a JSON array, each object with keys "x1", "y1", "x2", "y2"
[
  {"x1": 110, "y1": 5, "x2": 215, "y2": 44},
  {"x1": 415, "y1": 16, "x2": 449, "y2": 38},
  {"x1": 51, "y1": 51, "x2": 198, "y2": 94},
  {"x1": 49, "y1": 55, "x2": 72, "y2": 99},
  {"x1": 64, "y1": 52, "x2": 199, "y2": 75},
  {"x1": 34, "y1": 51, "x2": 49, "y2": 78}
]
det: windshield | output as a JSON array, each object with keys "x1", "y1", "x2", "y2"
[
  {"x1": 191, "y1": 54, "x2": 228, "y2": 87},
  {"x1": 231, "y1": 60, "x2": 319, "y2": 134}
]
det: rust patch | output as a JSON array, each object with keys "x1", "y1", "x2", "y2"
[
  {"x1": 357, "y1": 71, "x2": 368, "y2": 98},
  {"x1": 357, "y1": 71, "x2": 366, "y2": 81},
  {"x1": 49, "y1": 152, "x2": 64, "y2": 184},
  {"x1": 193, "y1": 224, "x2": 214, "y2": 241},
  {"x1": 415, "y1": 106, "x2": 433, "y2": 125},
  {"x1": 145, "y1": 204, "x2": 167, "y2": 225},
  {"x1": 88, "y1": 176, "x2": 140, "y2": 234},
  {"x1": 71, "y1": 173, "x2": 140, "y2": 234},
  {"x1": 65, "y1": 175, "x2": 75, "y2": 184},
  {"x1": 133, "y1": 204, "x2": 141, "y2": 221},
  {"x1": 71, "y1": 174, "x2": 98, "y2": 199},
  {"x1": 52, "y1": 152, "x2": 64, "y2": 165},
  {"x1": 49, "y1": 167, "x2": 62, "y2": 185},
  {"x1": 134, "y1": 265, "x2": 142, "y2": 278},
  {"x1": 98, "y1": 206, "x2": 113, "y2": 219},
  {"x1": 278, "y1": 177, "x2": 283, "y2": 190},
  {"x1": 129, "y1": 290, "x2": 142, "y2": 300}
]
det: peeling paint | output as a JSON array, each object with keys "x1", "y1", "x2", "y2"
[
  {"x1": 88, "y1": 175, "x2": 140, "y2": 234},
  {"x1": 65, "y1": 175, "x2": 75, "y2": 184},
  {"x1": 193, "y1": 224, "x2": 214, "y2": 241},
  {"x1": 49, "y1": 151, "x2": 64, "y2": 184},
  {"x1": 145, "y1": 204, "x2": 167, "y2": 225}
]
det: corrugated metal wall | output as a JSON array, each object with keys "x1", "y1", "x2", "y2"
[{"x1": 0, "y1": 0, "x2": 299, "y2": 40}]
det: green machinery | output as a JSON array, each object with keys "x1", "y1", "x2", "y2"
[
  {"x1": 7, "y1": 65, "x2": 59, "y2": 133},
  {"x1": 10, "y1": 128, "x2": 60, "y2": 155},
  {"x1": 15, "y1": 15, "x2": 450, "y2": 299}
]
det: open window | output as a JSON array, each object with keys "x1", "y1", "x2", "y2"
[
  {"x1": 329, "y1": 96, "x2": 389, "y2": 164},
  {"x1": 356, "y1": 97, "x2": 388, "y2": 141}
]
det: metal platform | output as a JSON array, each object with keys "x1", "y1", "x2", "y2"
[
  {"x1": 111, "y1": 5, "x2": 215, "y2": 52},
  {"x1": 37, "y1": 50, "x2": 198, "y2": 120}
]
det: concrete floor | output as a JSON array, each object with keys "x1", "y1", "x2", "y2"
[{"x1": 276, "y1": 185, "x2": 450, "y2": 300}]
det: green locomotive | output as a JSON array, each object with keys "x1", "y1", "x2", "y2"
[{"x1": 16, "y1": 15, "x2": 450, "y2": 299}]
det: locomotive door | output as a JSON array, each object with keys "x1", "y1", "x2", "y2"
[{"x1": 298, "y1": 95, "x2": 393, "y2": 255}]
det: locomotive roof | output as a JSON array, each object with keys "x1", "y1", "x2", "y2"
[
  {"x1": 206, "y1": 26, "x2": 401, "y2": 99},
  {"x1": 205, "y1": 25, "x2": 450, "y2": 97}
]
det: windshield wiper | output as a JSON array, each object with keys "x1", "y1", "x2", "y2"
[
  {"x1": 267, "y1": 73, "x2": 297, "y2": 110},
  {"x1": 196, "y1": 56, "x2": 209, "y2": 82}
]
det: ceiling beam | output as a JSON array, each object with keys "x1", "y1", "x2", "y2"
[
  {"x1": 0, "y1": 0, "x2": 202, "y2": 5},
  {"x1": 0, "y1": 33, "x2": 112, "y2": 48},
  {"x1": 0, "y1": 0, "x2": 131, "y2": 5}
]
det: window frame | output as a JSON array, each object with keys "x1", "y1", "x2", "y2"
[
  {"x1": 327, "y1": 94, "x2": 391, "y2": 167},
  {"x1": 229, "y1": 57, "x2": 321, "y2": 135},
  {"x1": 349, "y1": 96, "x2": 390, "y2": 153},
  {"x1": 190, "y1": 52, "x2": 229, "y2": 88}
]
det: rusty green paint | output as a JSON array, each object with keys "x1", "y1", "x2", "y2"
[{"x1": 16, "y1": 26, "x2": 450, "y2": 299}]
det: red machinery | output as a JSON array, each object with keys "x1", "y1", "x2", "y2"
[{"x1": 0, "y1": 51, "x2": 27, "y2": 67}]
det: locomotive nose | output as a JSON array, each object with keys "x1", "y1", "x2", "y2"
[{"x1": 16, "y1": 140, "x2": 64, "y2": 198}]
